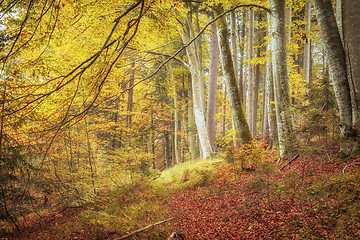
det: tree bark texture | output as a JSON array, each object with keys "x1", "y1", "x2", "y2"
[
  {"x1": 238, "y1": 15, "x2": 246, "y2": 105},
  {"x1": 313, "y1": 0, "x2": 353, "y2": 155},
  {"x1": 247, "y1": 9, "x2": 255, "y2": 136},
  {"x1": 187, "y1": 74, "x2": 198, "y2": 160},
  {"x1": 215, "y1": 5, "x2": 252, "y2": 145},
  {"x1": 342, "y1": 0, "x2": 360, "y2": 140},
  {"x1": 169, "y1": 63, "x2": 179, "y2": 164},
  {"x1": 181, "y1": 12, "x2": 213, "y2": 159},
  {"x1": 303, "y1": 0, "x2": 312, "y2": 87},
  {"x1": 269, "y1": 0, "x2": 295, "y2": 158},
  {"x1": 207, "y1": 20, "x2": 219, "y2": 152}
]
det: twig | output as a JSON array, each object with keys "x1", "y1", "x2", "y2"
[
  {"x1": 342, "y1": 162, "x2": 360, "y2": 174},
  {"x1": 279, "y1": 154, "x2": 300, "y2": 172},
  {"x1": 116, "y1": 218, "x2": 174, "y2": 240}
]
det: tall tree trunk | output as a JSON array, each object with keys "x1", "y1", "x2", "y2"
[
  {"x1": 313, "y1": 0, "x2": 353, "y2": 156},
  {"x1": 195, "y1": 10, "x2": 206, "y2": 112},
  {"x1": 342, "y1": 0, "x2": 360, "y2": 151},
  {"x1": 169, "y1": 63, "x2": 179, "y2": 164},
  {"x1": 269, "y1": 0, "x2": 295, "y2": 158},
  {"x1": 207, "y1": 19, "x2": 219, "y2": 152},
  {"x1": 303, "y1": 0, "x2": 312, "y2": 87},
  {"x1": 215, "y1": 5, "x2": 252, "y2": 145},
  {"x1": 164, "y1": 131, "x2": 171, "y2": 168},
  {"x1": 127, "y1": 62, "x2": 135, "y2": 126},
  {"x1": 231, "y1": 10, "x2": 238, "y2": 81},
  {"x1": 286, "y1": 0, "x2": 292, "y2": 44},
  {"x1": 247, "y1": 9, "x2": 255, "y2": 135},
  {"x1": 253, "y1": 46, "x2": 261, "y2": 137},
  {"x1": 265, "y1": 15, "x2": 278, "y2": 148},
  {"x1": 181, "y1": 12, "x2": 213, "y2": 159},
  {"x1": 238, "y1": 14, "x2": 246, "y2": 104},
  {"x1": 231, "y1": 10, "x2": 239, "y2": 146},
  {"x1": 187, "y1": 74, "x2": 197, "y2": 160}
]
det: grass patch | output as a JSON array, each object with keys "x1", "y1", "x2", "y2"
[{"x1": 154, "y1": 158, "x2": 223, "y2": 190}]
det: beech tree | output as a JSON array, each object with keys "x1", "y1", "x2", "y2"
[
  {"x1": 269, "y1": 0, "x2": 295, "y2": 159},
  {"x1": 180, "y1": 9, "x2": 213, "y2": 159},
  {"x1": 207, "y1": 18, "x2": 219, "y2": 152},
  {"x1": 214, "y1": 5, "x2": 252, "y2": 145},
  {"x1": 313, "y1": 0, "x2": 354, "y2": 156}
]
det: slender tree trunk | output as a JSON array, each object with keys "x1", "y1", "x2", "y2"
[
  {"x1": 238, "y1": 14, "x2": 246, "y2": 104},
  {"x1": 188, "y1": 74, "x2": 198, "y2": 160},
  {"x1": 223, "y1": 85, "x2": 227, "y2": 138},
  {"x1": 231, "y1": 10, "x2": 239, "y2": 146},
  {"x1": 313, "y1": 0, "x2": 353, "y2": 156},
  {"x1": 231, "y1": 10, "x2": 238, "y2": 81},
  {"x1": 207, "y1": 19, "x2": 219, "y2": 152},
  {"x1": 195, "y1": 10, "x2": 206, "y2": 112},
  {"x1": 286, "y1": 1, "x2": 292, "y2": 44},
  {"x1": 264, "y1": 12, "x2": 278, "y2": 148},
  {"x1": 247, "y1": 9, "x2": 255, "y2": 135},
  {"x1": 181, "y1": 12, "x2": 213, "y2": 159},
  {"x1": 164, "y1": 131, "x2": 171, "y2": 168},
  {"x1": 269, "y1": 0, "x2": 295, "y2": 158},
  {"x1": 169, "y1": 63, "x2": 179, "y2": 164},
  {"x1": 127, "y1": 62, "x2": 135, "y2": 126},
  {"x1": 215, "y1": 5, "x2": 252, "y2": 145},
  {"x1": 253, "y1": 47, "x2": 260, "y2": 137},
  {"x1": 303, "y1": 0, "x2": 312, "y2": 87}
]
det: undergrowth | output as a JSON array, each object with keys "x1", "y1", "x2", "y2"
[{"x1": 3, "y1": 142, "x2": 360, "y2": 239}]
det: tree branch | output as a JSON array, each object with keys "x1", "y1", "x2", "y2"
[
  {"x1": 123, "y1": 3, "x2": 270, "y2": 93},
  {"x1": 116, "y1": 218, "x2": 174, "y2": 240}
]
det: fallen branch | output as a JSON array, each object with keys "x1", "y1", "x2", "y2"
[
  {"x1": 342, "y1": 162, "x2": 360, "y2": 174},
  {"x1": 279, "y1": 154, "x2": 300, "y2": 173},
  {"x1": 116, "y1": 218, "x2": 174, "y2": 240}
]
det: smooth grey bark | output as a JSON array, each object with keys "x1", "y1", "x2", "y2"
[
  {"x1": 303, "y1": 0, "x2": 312, "y2": 86},
  {"x1": 266, "y1": 52, "x2": 278, "y2": 148},
  {"x1": 181, "y1": 12, "x2": 213, "y2": 159},
  {"x1": 269, "y1": 0, "x2": 295, "y2": 158},
  {"x1": 231, "y1": 10, "x2": 238, "y2": 81},
  {"x1": 286, "y1": 1, "x2": 292, "y2": 44},
  {"x1": 313, "y1": 0, "x2": 353, "y2": 155},
  {"x1": 342, "y1": 0, "x2": 360, "y2": 143},
  {"x1": 169, "y1": 63, "x2": 179, "y2": 164},
  {"x1": 253, "y1": 47, "x2": 260, "y2": 137},
  {"x1": 207, "y1": 20, "x2": 219, "y2": 152},
  {"x1": 336, "y1": 0, "x2": 343, "y2": 44},
  {"x1": 231, "y1": 10, "x2": 239, "y2": 146},
  {"x1": 215, "y1": 5, "x2": 252, "y2": 145},
  {"x1": 195, "y1": 11, "x2": 206, "y2": 112},
  {"x1": 238, "y1": 14, "x2": 246, "y2": 104},
  {"x1": 247, "y1": 9, "x2": 255, "y2": 135},
  {"x1": 187, "y1": 74, "x2": 198, "y2": 160}
]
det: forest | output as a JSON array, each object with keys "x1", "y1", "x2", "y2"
[{"x1": 1, "y1": 0, "x2": 360, "y2": 239}]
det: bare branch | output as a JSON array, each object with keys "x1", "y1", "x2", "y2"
[{"x1": 123, "y1": 3, "x2": 270, "y2": 93}]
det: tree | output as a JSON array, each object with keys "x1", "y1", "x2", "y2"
[
  {"x1": 303, "y1": 0, "x2": 312, "y2": 87},
  {"x1": 207, "y1": 18, "x2": 219, "y2": 152},
  {"x1": 214, "y1": 5, "x2": 252, "y2": 145},
  {"x1": 269, "y1": 0, "x2": 295, "y2": 159},
  {"x1": 247, "y1": 9, "x2": 255, "y2": 136},
  {"x1": 341, "y1": 0, "x2": 360, "y2": 152},
  {"x1": 180, "y1": 9, "x2": 213, "y2": 159},
  {"x1": 313, "y1": 0, "x2": 353, "y2": 156}
]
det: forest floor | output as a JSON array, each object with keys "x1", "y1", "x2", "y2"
[{"x1": 2, "y1": 145, "x2": 360, "y2": 239}]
